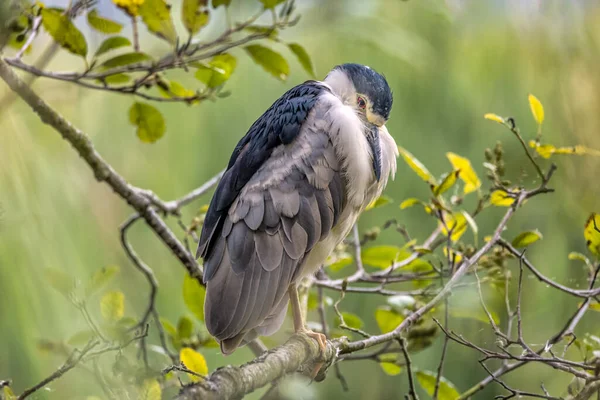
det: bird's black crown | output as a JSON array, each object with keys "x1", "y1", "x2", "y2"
[{"x1": 336, "y1": 63, "x2": 393, "y2": 120}]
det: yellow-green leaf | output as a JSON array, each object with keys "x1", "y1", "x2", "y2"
[
  {"x1": 177, "y1": 316, "x2": 194, "y2": 339},
  {"x1": 489, "y1": 190, "x2": 516, "y2": 207},
  {"x1": 101, "y1": 291, "x2": 125, "y2": 322},
  {"x1": 100, "y1": 52, "x2": 151, "y2": 69},
  {"x1": 2, "y1": 386, "x2": 16, "y2": 400},
  {"x1": 88, "y1": 9, "x2": 123, "y2": 34},
  {"x1": 416, "y1": 370, "x2": 460, "y2": 400},
  {"x1": 365, "y1": 195, "x2": 392, "y2": 211},
  {"x1": 568, "y1": 252, "x2": 589, "y2": 263},
  {"x1": 45, "y1": 268, "x2": 74, "y2": 299},
  {"x1": 183, "y1": 274, "x2": 206, "y2": 322},
  {"x1": 375, "y1": 307, "x2": 404, "y2": 333},
  {"x1": 180, "y1": 348, "x2": 208, "y2": 381},
  {"x1": 245, "y1": 44, "x2": 289, "y2": 81},
  {"x1": 158, "y1": 80, "x2": 196, "y2": 99},
  {"x1": 139, "y1": 0, "x2": 177, "y2": 44},
  {"x1": 446, "y1": 152, "x2": 480, "y2": 194},
  {"x1": 86, "y1": 265, "x2": 120, "y2": 296},
  {"x1": 335, "y1": 312, "x2": 363, "y2": 329},
  {"x1": 182, "y1": 0, "x2": 210, "y2": 34},
  {"x1": 212, "y1": 0, "x2": 231, "y2": 6},
  {"x1": 41, "y1": 8, "x2": 87, "y2": 57},
  {"x1": 379, "y1": 354, "x2": 402, "y2": 376},
  {"x1": 362, "y1": 246, "x2": 401, "y2": 269},
  {"x1": 529, "y1": 141, "x2": 600, "y2": 159},
  {"x1": 260, "y1": 0, "x2": 285, "y2": 9},
  {"x1": 67, "y1": 330, "x2": 96, "y2": 346},
  {"x1": 194, "y1": 54, "x2": 237, "y2": 88},
  {"x1": 160, "y1": 317, "x2": 177, "y2": 337},
  {"x1": 528, "y1": 94, "x2": 544, "y2": 125},
  {"x1": 139, "y1": 379, "x2": 162, "y2": 400},
  {"x1": 484, "y1": 113, "x2": 504, "y2": 124},
  {"x1": 102, "y1": 73, "x2": 131, "y2": 84},
  {"x1": 584, "y1": 213, "x2": 600, "y2": 257},
  {"x1": 443, "y1": 247, "x2": 463, "y2": 264},
  {"x1": 113, "y1": 0, "x2": 145, "y2": 16},
  {"x1": 288, "y1": 43, "x2": 316, "y2": 78},
  {"x1": 511, "y1": 230, "x2": 543, "y2": 248},
  {"x1": 589, "y1": 302, "x2": 600, "y2": 312},
  {"x1": 433, "y1": 170, "x2": 460, "y2": 196},
  {"x1": 94, "y1": 36, "x2": 131, "y2": 58},
  {"x1": 325, "y1": 254, "x2": 353, "y2": 272},
  {"x1": 400, "y1": 198, "x2": 421, "y2": 210},
  {"x1": 129, "y1": 102, "x2": 166, "y2": 143},
  {"x1": 439, "y1": 212, "x2": 468, "y2": 242},
  {"x1": 398, "y1": 146, "x2": 436, "y2": 184}
]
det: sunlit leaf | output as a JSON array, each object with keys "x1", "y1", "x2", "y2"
[
  {"x1": 400, "y1": 198, "x2": 421, "y2": 210},
  {"x1": 365, "y1": 195, "x2": 392, "y2": 211},
  {"x1": 397, "y1": 146, "x2": 436, "y2": 184},
  {"x1": 160, "y1": 317, "x2": 177, "y2": 337},
  {"x1": 260, "y1": 0, "x2": 285, "y2": 8},
  {"x1": 589, "y1": 302, "x2": 600, "y2": 312},
  {"x1": 177, "y1": 316, "x2": 194, "y2": 339},
  {"x1": 387, "y1": 295, "x2": 415, "y2": 313},
  {"x1": 194, "y1": 54, "x2": 237, "y2": 87},
  {"x1": 129, "y1": 102, "x2": 166, "y2": 143},
  {"x1": 139, "y1": 379, "x2": 162, "y2": 400},
  {"x1": 41, "y1": 8, "x2": 87, "y2": 57},
  {"x1": 180, "y1": 348, "x2": 208, "y2": 381},
  {"x1": 528, "y1": 94, "x2": 544, "y2": 125},
  {"x1": 245, "y1": 44, "x2": 289, "y2": 81},
  {"x1": 326, "y1": 254, "x2": 353, "y2": 272},
  {"x1": 433, "y1": 170, "x2": 460, "y2": 196},
  {"x1": 446, "y1": 152, "x2": 480, "y2": 194},
  {"x1": 288, "y1": 43, "x2": 316, "y2": 78},
  {"x1": 568, "y1": 252, "x2": 589, "y2": 264},
  {"x1": 44, "y1": 268, "x2": 74, "y2": 300},
  {"x1": 100, "y1": 52, "x2": 151, "y2": 69},
  {"x1": 113, "y1": 0, "x2": 145, "y2": 16},
  {"x1": 584, "y1": 213, "x2": 600, "y2": 257},
  {"x1": 483, "y1": 113, "x2": 504, "y2": 124},
  {"x1": 362, "y1": 246, "x2": 401, "y2": 269},
  {"x1": 489, "y1": 190, "x2": 516, "y2": 207},
  {"x1": 139, "y1": 0, "x2": 177, "y2": 44},
  {"x1": 87, "y1": 9, "x2": 122, "y2": 34},
  {"x1": 335, "y1": 312, "x2": 363, "y2": 329},
  {"x1": 375, "y1": 307, "x2": 404, "y2": 333},
  {"x1": 158, "y1": 80, "x2": 196, "y2": 99},
  {"x1": 67, "y1": 330, "x2": 96, "y2": 346},
  {"x1": 379, "y1": 354, "x2": 402, "y2": 376},
  {"x1": 100, "y1": 291, "x2": 125, "y2": 322},
  {"x1": 439, "y1": 212, "x2": 468, "y2": 242},
  {"x1": 416, "y1": 370, "x2": 460, "y2": 400},
  {"x1": 86, "y1": 265, "x2": 120, "y2": 296},
  {"x1": 94, "y1": 36, "x2": 131, "y2": 58},
  {"x1": 2, "y1": 386, "x2": 16, "y2": 400},
  {"x1": 183, "y1": 274, "x2": 206, "y2": 322},
  {"x1": 529, "y1": 141, "x2": 600, "y2": 159},
  {"x1": 511, "y1": 230, "x2": 543, "y2": 248},
  {"x1": 182, "y1": 0, "x2": 210, "y2": 34},
  {"x1": 212, "y1": 0, "x2": 231, "y2": 6},
  {"x1": 443, "y1": 247, "x2": 463, "y2": 264}
]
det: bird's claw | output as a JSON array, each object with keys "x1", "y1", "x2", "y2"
[{"x1": 296, "y1": 328, "x2": 328, "y2": 379}]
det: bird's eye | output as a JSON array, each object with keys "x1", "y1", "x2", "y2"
[{"x1": 357, "y1": 96, "x2": 366, "y2": 110}]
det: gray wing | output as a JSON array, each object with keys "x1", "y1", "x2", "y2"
[{"x1": 204, "y1": 114, "x2": 346, "y2": 353}]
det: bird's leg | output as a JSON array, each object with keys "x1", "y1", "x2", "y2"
[{"x1": 288, "y1": 284, "x2": 328, "y2": 353}]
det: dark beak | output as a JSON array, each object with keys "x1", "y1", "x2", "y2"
[{"x1": 366, "y1": 124, "x2": 382, "y2": 181}]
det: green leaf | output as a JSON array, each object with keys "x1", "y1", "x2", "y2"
[
  {"x1": 157, "y1": 80, "x2": 196, "y2": 99},
  {"x1": 335, "y1": 312, "x2": 363, "y2": 329},
  {"x1": 86, "y1": 265, "x2": 120, "y2": 296},
  {"x1": 44, "y1": 268, "x2": 74, "y2": 300},
  {"x1": 94, "y1": 36, "x2": 131, "y2": 58},
  {"x1": 101, "y1": 73, "x2": 132, "y2": 84},
  {"x1": 361, "y1": 246, "x2": 402, "y2": 269},
  {"x1": 41, "y1": 8, "x2": 87, "y2": 57},
  {"x1": 129, "y1": 102, "x2": 166, "y2": 143},
  {"x1": 2, "y1": 386, "x2": 17, "y2": 400},
  {"x1": 212, "y1": 0, "x2": 231, "y2": 6},
  {"x1": 326, "y1": 254, "x2": 353, "y2": 272},
  {"x1": 260, "y1": 0, "x2": 285, "y2": 9},
  {"x1": 399, "y1": 198, "x2": 422, "y2": 210},
  {"x1": 87, "y1": 9, "x2": 122, "y2": 34},
  {"x1": 433, "y1": 170, "x2": 460, "y2": 196},
  {"x1": 180, "y1": 348, "x2": 208, "y2": 380},
  {"x1": 194, "y1": 54, "x2": 237, "y2": 88},
  {"x1": 375, "y1": 307, "x2": 404, "y2": 333},
  {"x1": 365, "y1": 195, "x2": 392, "y2": 211},
  {"x1": 511, "y1": 230, "x2": 543, "y2": 248},
  {"x1": 177, "y1": 316, "x2": 194, "y2": 339},
  {"x1": 182, "y1": 0, "x2": 210, "y2": 35},
  {"x1": 139, "y1": 379, "x2": 162, "y2": 400},
  {"x1": 100, "y1": 291, "x2": 125, "y2": 322},
  {"x1": 160, "y1": 317, "x2": 177, "y2": 337},
  {"x1": 568, "y1": 252, "x2": 589, "y2": 263},
  {"x1": 245, "y1": 44, "x2": 289, "y2": 81},
  {"x1": 379, "y1": 354, "x2": 402, "y2": 376},
  {"x1": 416, "y1": 370, "x2": 460, "y2": 400},
  {"x1": 139, "y1": 0, "x2": 177, "y2": 44},
  {"x1": 100, "y1": 52, "x2": 151, "y2": 69},
  {"x1": 67, "y1": 330, "x2": 96, "y2": 346},
  {"x1": 397, "y1": 146, "x2": 436, "y2": 184},
  {"x1": 288, "y1": 43, "x2": 315, "y2": 78},
  {"x1": 183, "y1": 274, "x2": 206, "y2": 322},
  {"x1": 584, "y1": 213, "x2": 600, "y2": 257}
]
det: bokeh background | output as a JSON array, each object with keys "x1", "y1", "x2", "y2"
[{"x1": 2, "y1": 0, "x2": 600, "y2": 398}]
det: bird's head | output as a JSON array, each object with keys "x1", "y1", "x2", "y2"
[{"x1": 324, "y1": 63, "x2": 393, "y2": 181}]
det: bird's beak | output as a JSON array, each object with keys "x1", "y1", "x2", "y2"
[{"x1": 366, "y1": 124, "x2": 382, "y2": 181}]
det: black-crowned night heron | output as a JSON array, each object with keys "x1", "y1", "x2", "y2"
[{"x1": 196, "y1": 63, "x2": 398, "y2": 355}]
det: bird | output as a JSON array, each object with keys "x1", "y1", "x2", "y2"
[{"x1": 196, "y1": 63, "x2": 398, "y2": 355}]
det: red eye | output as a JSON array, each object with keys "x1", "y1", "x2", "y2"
[{"x1": 357, "y1": 96, "x2": 366, "y2": 109}]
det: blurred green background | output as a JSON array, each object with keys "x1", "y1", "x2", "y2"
[{"x1": 1, "y1": 0, "x2": 600, "y2": 398}]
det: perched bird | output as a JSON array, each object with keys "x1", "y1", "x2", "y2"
[{"x1": 196, "y1": 63, "x2": 398, "y2": 355}]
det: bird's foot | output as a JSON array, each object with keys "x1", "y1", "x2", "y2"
[{"x1": 296, "y1": 328, "x2": 327, "y2": 379}]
